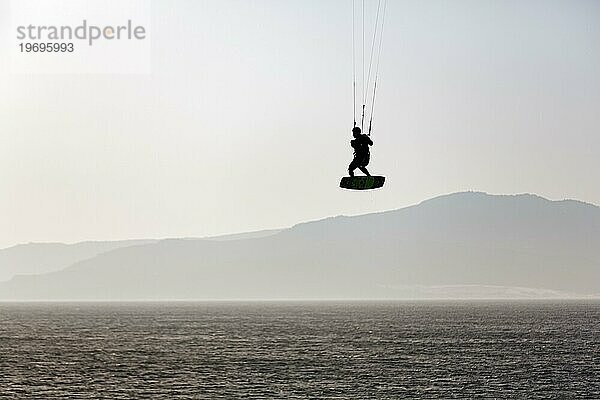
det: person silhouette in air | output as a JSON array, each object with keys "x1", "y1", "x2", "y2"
[{"x1": 348, "y1": 126, "x2": 373, "y2": 177}]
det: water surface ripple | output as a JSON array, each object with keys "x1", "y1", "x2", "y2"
[{"x1": 0, "y1": 301, "x2": 598, "y2": 399}]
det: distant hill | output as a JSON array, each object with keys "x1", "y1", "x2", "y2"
[
  {"x1": 0, "y1": 230, "x2": 283, "y2": 283},
  {"x1": 0, "y1": 240, "x2": 156, "y2": 282},
  {"x1": 0, "y1": 192, "x2": 598, "y2": 300}
]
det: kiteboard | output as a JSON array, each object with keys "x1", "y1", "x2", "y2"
[{"x1": 340, "y1": 176, "x2": 385, "y2": 190}]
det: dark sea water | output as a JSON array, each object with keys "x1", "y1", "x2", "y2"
[{"x1": 0, "y1": 301, "x2": 598, "y2": 399}]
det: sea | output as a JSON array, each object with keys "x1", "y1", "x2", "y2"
[{"x1": 0, "y1": 301, "x2": 598, "y2": 399}]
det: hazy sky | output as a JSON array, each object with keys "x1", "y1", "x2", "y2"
[{"x1": 1, "y1": 0, "x2": 599, "y2": 248}]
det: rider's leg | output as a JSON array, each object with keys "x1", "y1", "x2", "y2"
[{"x1": 348, "y1": 159, "x2": 359, "y2": 177}]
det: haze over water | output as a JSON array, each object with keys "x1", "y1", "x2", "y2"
[{"x1": 1, "y1": 301, "x2": 598, "y2": 399}]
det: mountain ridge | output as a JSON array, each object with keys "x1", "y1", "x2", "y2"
[{"x1": 1, "y1": 191, "x2": 598, "y2": 300}]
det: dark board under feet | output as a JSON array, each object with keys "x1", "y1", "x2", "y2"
[{"x1": 340, "y1": 176, "x2": 385, "y2": 190}]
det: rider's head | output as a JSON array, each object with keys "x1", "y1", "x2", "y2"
[{"x1": 352, "y1": 126, "x2": 361, "y2": 137}]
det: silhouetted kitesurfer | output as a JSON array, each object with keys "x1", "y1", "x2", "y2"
[{"x1": 348, "y1": 126, "x2": 373, "y2": 177}]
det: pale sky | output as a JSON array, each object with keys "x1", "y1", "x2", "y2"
[{"x1": 0, "y1": 0, "x2": 599, "y2": 248}]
